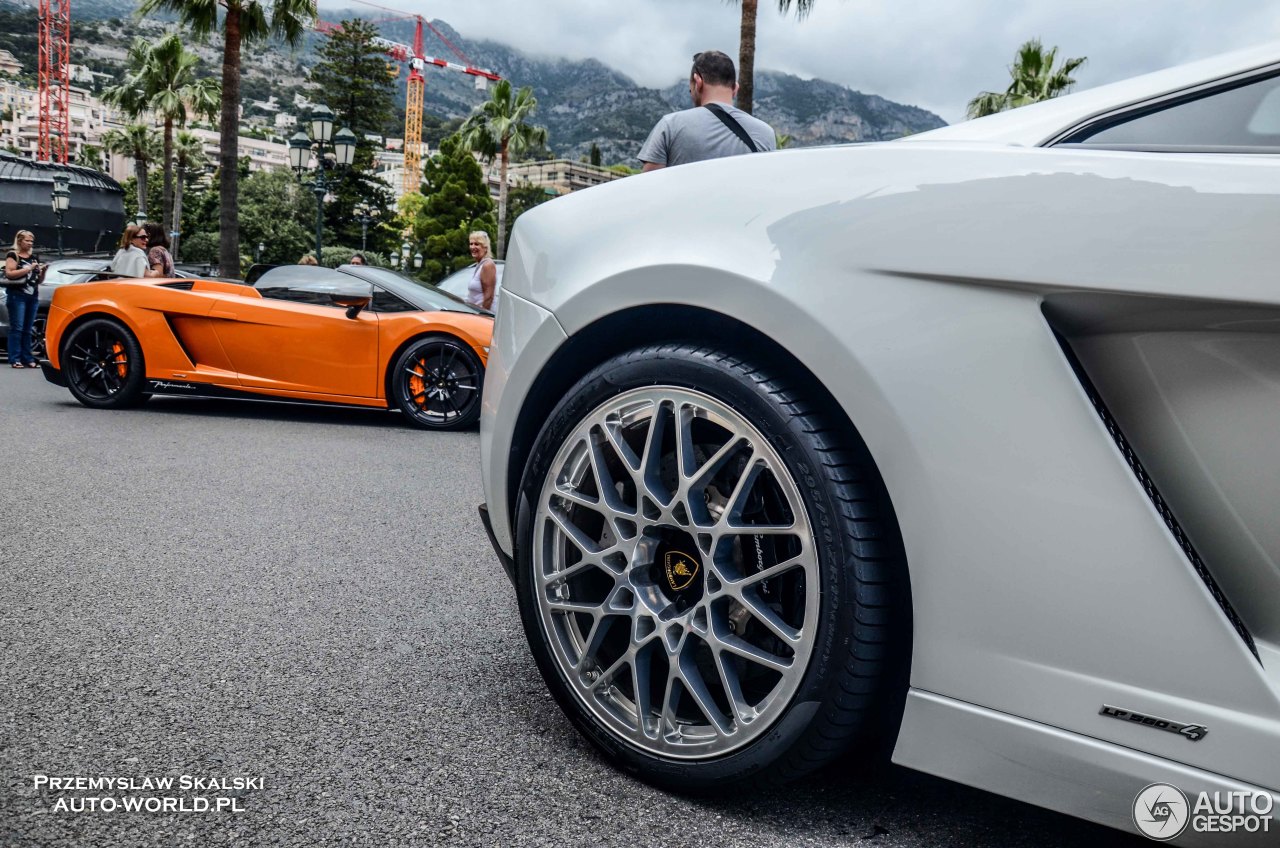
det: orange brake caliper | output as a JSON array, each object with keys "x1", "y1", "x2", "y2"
[
  {"x1": 408, "y1": 361, "x2": 426, "y2": 408},
  {"x1": 111, "y1": 342, "x2": 127, "y2": 378}
]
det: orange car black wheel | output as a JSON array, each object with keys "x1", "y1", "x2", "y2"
[
  {"x1": 61, "y1": 317, "x2": 148, "y2": 410},
  {"x1": 391, "y1": 335, "x2": 483, "y2": 430}
]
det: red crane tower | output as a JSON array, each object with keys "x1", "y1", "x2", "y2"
[
  {"x1": 37, "y1": 0, "x2": 72, "y2": 163},
  {"x1": 315, "y1": 7, "x2": 500, "y2": 197}
]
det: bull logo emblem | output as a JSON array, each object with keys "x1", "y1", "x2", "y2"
[{"x1": 664, "y1": 551, "x2": 699, "y2": 591}]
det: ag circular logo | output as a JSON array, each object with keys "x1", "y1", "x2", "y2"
[{"x1": 1133, "y1": 783, "x2": 1190, "y2": 840}]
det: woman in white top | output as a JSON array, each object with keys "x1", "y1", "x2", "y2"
[
  {"x1": 109, "y1": 224, "x2": 150, "y2": 279},
  {"x1": 465, "y1": 230, "x2": 497, "y2": 311}
]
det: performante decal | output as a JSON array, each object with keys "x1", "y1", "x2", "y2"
[
  {"x1": 1100, "y1": 705, "x2": 1208, "y2": 741},
  {"x1": 149, "y1": 381, "x2": 199, "y2": 391}
]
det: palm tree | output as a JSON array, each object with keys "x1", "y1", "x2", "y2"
[
  {"x1": 458, "y1": 81, "x2": 548, "y2": 260},
  {"x1": 102, "y1": 124, "x2": 160, "y2": 216},
  {"x1": 734, "y1": 0, "x2": 818, "y2": 115},
  {"x1": 172, "y1": 131, "x2": 209, "y2": 261},
  {"x1": 75, "y1": 144, "x2": 103, "y2": 170},
  {"x1": 967, "y1": 39, "x2": 1087, "y2": 119},
  {"x1": 104, "y1": 35, "x2": 219, "y2": 235},
  {"x1": 138, "y1": 0, "x2": 316, "y2": 275}
]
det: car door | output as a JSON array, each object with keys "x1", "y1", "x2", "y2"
[
  {"x1": 210, "y1": 267, "x2": 379, "y2": 398},
  {"x1": 896, "y1": 66, "x2": 1280, "y2": 784}
]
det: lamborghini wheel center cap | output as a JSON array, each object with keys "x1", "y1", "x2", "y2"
[{"x1": 653, "y1": 528, "x2": 704, "y2": 608}]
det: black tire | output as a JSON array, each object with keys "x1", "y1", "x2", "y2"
[
  {"x1": 32, "y1": 310, "x2": 48, "y2": 359},
  {"x1": 60, "y1": 317, "x2": 149, "y2": 409},
  {"x1": 390, "y1": 335, "x2": 484, "y2": 430},
  {"x1": 514, "y1": 342, "x2": 910, "y2": 793}
]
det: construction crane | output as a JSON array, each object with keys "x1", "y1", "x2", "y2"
[
  {"x1": 316, "y1": 7, "x2": 501, "y2": 197},
  {"x1": 37, "y1": 0, "x2": 71, "y2": 163}
]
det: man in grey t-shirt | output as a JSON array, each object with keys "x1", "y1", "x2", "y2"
[{"x1": 638, "y1": 50, "x2": 777, "y2": 171}]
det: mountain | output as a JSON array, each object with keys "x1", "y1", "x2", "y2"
[
  {"x1": 346, "y1": 18, "x2": 947, "y2": 163},
  {"x1": 7, "y1": 0, "x2": 947, "y2": 165}
]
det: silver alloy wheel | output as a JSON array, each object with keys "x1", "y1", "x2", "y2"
[{"x1": 533, "y1": 386, "x2": 818, "y2": 759}]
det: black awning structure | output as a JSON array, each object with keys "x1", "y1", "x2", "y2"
[{"x1": 0, "y1": 151, "x2": 126, "y2": 254}]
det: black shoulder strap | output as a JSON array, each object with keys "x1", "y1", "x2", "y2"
[{"x1": 704, "y1": 103, "x2": 762, "y2": 153}]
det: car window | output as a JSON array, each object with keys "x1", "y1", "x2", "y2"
[
  {"x1": 253, "y1": 265, "x2": 371, "y2": 308},
  {"x1": 1060, "y1": 71, "x2": 1280, "y2": 152},
  {"x1": 369, "y1": 286, "x2": 418, "y2": 313},
  {"x1": 435, "y1": 266, "x2": 473, "y2": 298},
  {"x1": 436, "y1": 263, "x2": 505, "y2": 301},
  {"x1": 344, "y1": 266, "x2": 484, "y2": 313}
]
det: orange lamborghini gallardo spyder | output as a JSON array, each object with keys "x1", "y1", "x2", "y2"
[{"x1": 40, "y1": 264, "x2": 493, "y2": 430}]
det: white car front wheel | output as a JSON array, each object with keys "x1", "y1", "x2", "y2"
[{"x1": 514, "y1": 342, "x2": 910, "y2": 791}]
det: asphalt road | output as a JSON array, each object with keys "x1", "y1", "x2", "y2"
[{"x1": 1, "y1": 370, "x2": 1147, "y2": 847}]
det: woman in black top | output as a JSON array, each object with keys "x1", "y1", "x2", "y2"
[{"x1": 4, "y1": 230, "x2": 44, "y2": 368}]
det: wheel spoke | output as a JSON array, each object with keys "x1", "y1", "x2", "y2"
[
  {"x1": 638, "y1": 402, "x2": 671, "y2": 495},
  {"x1": 586, "y1": 432, "x2": 638, "y2": 518},
  {"x1": 737, "y1": 591, "x2": 802, "y2": 646},
  {"x1": 734, "y1": 553, "x2": 808, "y2": 589},
  {"x1": 659, "y1": 669, "x2": 681, "y2": 735},
  {"x1": 676, "y1": 653, "x2": 731, "y2": 735},
  {"x1": 631, "y1": 649, "x2": 656, "y2": 737},
  {"x1": 722, "y1": 522, "x2": 798, "y2": 536},
  {"x1": 720, "y1": 456, "x2": 764, "y2": 525},
  {"x1": 578, "y1": 616, "x2": 615, "y2": 672},
  {"x1": 547, "y1": 597, "x2": 604, "y2": 616},
  {"x1": 554, "y1": 481, "x2": 601, "y2": 511},
  {"x1": 599, "y1": 418, "x2": 640, "y2": 476},
  {"x1": 687, "y1": 434, "x2": 747, "y2": 491},
  {"x1": 707, "y1": 638, "x2": 751, "y2": 722},
  {"x1": 715, "y1": 632, "x2": 793, "y2": 674},
  {"x1": 547, "y1": 505, "x2": 607, "y2": 555},
  {"x1": 674, "y1": 402, "x2": 696, "y2": 480}
]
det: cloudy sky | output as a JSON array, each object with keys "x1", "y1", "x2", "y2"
[{"x1": 320, "y1": 1, "x2": 1280, "y2": 124}]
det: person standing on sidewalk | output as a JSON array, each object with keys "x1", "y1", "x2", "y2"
[
  {"x1": 4, "y1": 230, "x2": 45, "y2": 368},
  {"x1": 638, "y1": 50, "x2": 777, "y2": 172}
]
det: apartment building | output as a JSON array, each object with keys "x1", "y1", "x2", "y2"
[
  {"x1": 0, "y1": 79, "x2": 123, "y2": 167},
  {"x1": 501, "y1": 158, "x2": 624, "y2": 196}
]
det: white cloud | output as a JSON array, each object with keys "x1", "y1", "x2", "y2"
[{"x1": 320, "y1": 1, "x2": 1280, "y2": 123}]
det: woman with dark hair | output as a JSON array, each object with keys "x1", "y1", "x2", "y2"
[{"x1": 143, "y1": 222, "x2": 175, "y2": 278}]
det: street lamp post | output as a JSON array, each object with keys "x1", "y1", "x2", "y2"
[
  {"x1": 354, "y1": 202, "x2": 375, "y2": 252},
  {"x1": 256, "y1": 242, "x2": 265, "y2": 263},
  {"x1": 389, "y1": 252, "x2": 400, "y2": 269},
  {"x1": 413, "y1": 252, "x2": 423, "y2": 270},
  {"x1": 289, "y1": 105, "x2": 356, "y2": 261},
  {"x1": 134, "y1": 210, "x2": 147, "y2": 227},
  {"x1": 50, "y1": 174, "x2": 70, "y2": 257},
  {"x1": 400, "y1": 241, "x2": 411, "y2": 269}
]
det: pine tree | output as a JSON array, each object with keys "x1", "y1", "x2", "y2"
[
  {"x1": 310, "y1": 18, "x2": 398, "y2": 256},
  {"x1": 406, "y1": 135, "x2": 497, "y2": 282}
]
